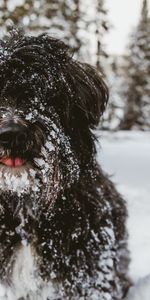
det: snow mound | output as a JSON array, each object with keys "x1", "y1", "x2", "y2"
[
  {"x1": 125, "y1": 275, "x2": 150, "y2": 300},
  {"x1": 97, "y1": 131, "x2": 150, "y2": 283}
]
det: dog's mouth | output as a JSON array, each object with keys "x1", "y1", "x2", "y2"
[
  {"x1": 0, "y1": 156, "x2": 26, "y2": 168},
  {"x1": 0, "y1": 116, "x2": 47, "y2": 170}
]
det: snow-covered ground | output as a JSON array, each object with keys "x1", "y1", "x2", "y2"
[{"x1": 97, "y1": 131, "x2": 150, "y2": 298}]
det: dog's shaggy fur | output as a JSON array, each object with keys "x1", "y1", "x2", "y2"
[{"x1": 0, "y1": 31, "x2": 129, "y2": 300}]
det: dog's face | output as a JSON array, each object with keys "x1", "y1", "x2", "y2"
[{"x1": 0, "y1": 31, "x2": 108, "y2": 221}]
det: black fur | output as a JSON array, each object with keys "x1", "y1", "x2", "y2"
[{"x1": 0, "y1": 31, "x2": 130, "y2": 300}]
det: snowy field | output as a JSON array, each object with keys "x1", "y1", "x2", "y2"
[{"x1": 97, "y1": 131, "x2": 150, "y2": 298}]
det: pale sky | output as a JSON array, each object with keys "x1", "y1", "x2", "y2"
[{"x1": 105, "y1": 0, "x2": 150, "y2": 55}]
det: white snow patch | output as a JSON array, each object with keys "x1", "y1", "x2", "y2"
[
  {"x1": 45, "y1": 141, "x2": 55, "y2": 152},
  {"x1": 125, "y1": 276, "x2": 150, "y2": 300},
  {"x1": 0, "y1": 165, "x2": 40, "y2": 196},
  {"x1": 0, "y1": 245, "x2": 60, "y2": 300}
]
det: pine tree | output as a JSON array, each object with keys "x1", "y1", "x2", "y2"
[
  {"x1": 120, "y1": 0, "x2": 150, "y2": 130},
  {"x1": 27, "y1": 0, "x2": 81, "y2": 54},
  {"x1": 0, "y1": 0, "x2": 82, "y2": 56},
  {"x1": 0, "y1": 0, "x2": 34, "y2": 37},
  {"x1": 101, "y1": 56, "x2": 128, "y2": 130},
  {"x1": 79, "y1": 0, "x2": 109, "y2": 65},
  {"x1": 0, "y1": 0, "x2": 109, "y2": 65},
  {"x1": 95, "y1": 0, "x2": 109, "y2": 69},
  {"x1": 62, "y1": 0, "x2": 81, "y2": 52}
]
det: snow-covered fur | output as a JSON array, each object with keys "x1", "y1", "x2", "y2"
[{"x1": 0, "y1": 31, "x2": 130, "y2": 300}]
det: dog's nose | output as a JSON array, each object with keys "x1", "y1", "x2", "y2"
[{"x1": 0, "y1": 120, "x2": 28, "y2": 147}]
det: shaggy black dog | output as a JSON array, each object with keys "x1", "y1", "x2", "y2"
[{"x1": 0, "y1": 31, "x2": 129, "y2": 300}]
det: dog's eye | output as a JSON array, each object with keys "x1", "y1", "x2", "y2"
[
  {"x1": 0, "y1": 107, "x2": 6, "y2": 113},
  {"x1": 0, "y1": 107, "x2": 9, "y2": 116}
]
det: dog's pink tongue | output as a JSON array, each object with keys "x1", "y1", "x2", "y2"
[{"x1": 1, "y1": 157, "x2": 25, "y2": 167}]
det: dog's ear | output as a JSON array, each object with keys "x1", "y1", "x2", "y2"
[{"x1": 67, "y1": 62, "x2": 109, "y2": 129}]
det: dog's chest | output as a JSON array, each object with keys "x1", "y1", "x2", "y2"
[
  {"x1": 4, "y1": 245, "x2": 59, "y2": 300},
  {"x1": 12, "y1": 244, "x2": 40, "y2": 296}
]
